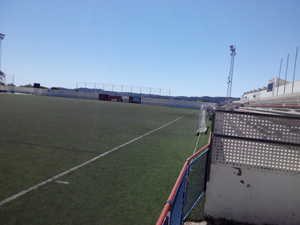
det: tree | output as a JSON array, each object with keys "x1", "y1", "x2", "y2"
[
  {"x1": 20, "y1": 84, "x2": 33, "y2": 88},
  {"x1": 0, "y1": 71, "x2": 5, "y2": 83}
]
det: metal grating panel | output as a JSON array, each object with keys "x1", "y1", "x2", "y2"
[
  {"x1": 212, "y1": 136, "x2": 300, "y2": 174},
  {"x1": 214, "y1": 111, "x2": 300, "y2": 144},
  {"x1": 170, "y1": 169, "x2": 186, "y2": 225}
]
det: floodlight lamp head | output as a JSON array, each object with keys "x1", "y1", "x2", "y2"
[
  {"x1": 0, "y1": 33, "x2": 5, "y2": 40},
  {"x1": 230, "y1": 45, "x2": 235, "y2": 52}
]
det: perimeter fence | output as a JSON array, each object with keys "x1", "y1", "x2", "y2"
[
  {"x1": 76, "y1": 82, "x2": 171, "y2": 98},
  {"x1": 2, "y1": 74, "x2": 14, "y2": 85},
  {"x1": 157, "y1": 135, "x2": 211, "y2": 225}
]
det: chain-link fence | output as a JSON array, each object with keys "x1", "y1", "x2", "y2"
[
  {"x1": 183, "y1": 150, "x2": 208, "y2": 219},
  {"x1": 76, "y1": 82, "x2": 171, "y2": 97},
  {"x1": 158, "y1": 144, "x2": 210, "y2": 225},
  {"x1": 2, "y1": 74, "x2": 14, "y2": 85}
]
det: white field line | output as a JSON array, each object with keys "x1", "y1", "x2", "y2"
[
  {"x1": 55, "y1": 180, "x2": 69, "y2": 185},
  {"x1": 193, "y1": 132, "x2": 201, "y2": 155},
  {"x1": 0, "y1": 110, "x2": 196, "y2": 206}
]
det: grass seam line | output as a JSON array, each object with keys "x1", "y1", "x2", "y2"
[{"x1": 0, "y1": 110, "x2": 196, "y2": 206}]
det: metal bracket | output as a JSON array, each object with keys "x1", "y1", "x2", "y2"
[{"x1": 165, "y1": 199, "x2": 172, "y2": 205}]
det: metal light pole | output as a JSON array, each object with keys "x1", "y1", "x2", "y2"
[
  {"x1": 277, "y1": 59, "x2": 283, "y2": 96},
  {"x1": 0, "y1": 33, "x2": 5, "y2": 83},
  {"x1": 283, "y1": 54, "x2": 289, "y2": 95},
  {"x1": 0, "y1": 33, "x2": 5, "y2": 71},
  {"x1": 292, "y1": 47, "x2": 298, "y2": 94},
  {"x1": 226, "y1": 45, "x2": 237, "y2": 101}
]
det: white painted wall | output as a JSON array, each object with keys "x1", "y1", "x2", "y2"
[{"x1": 241, "y1": 79, "x2": 300, "y2": 102}]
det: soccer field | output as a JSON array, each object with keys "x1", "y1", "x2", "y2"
[{"x1": 0, "y1": 94, "x2": 210, "y2": 224}]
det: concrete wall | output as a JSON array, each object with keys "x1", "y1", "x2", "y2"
[
  {"x1": 204, "y1": 111, "x2": 300, "y2": 225},
  {"x1": 205, "y1": 165, "x2": 300, "y2": 225},
  {"x1": 141, "y1": 97, "x2": 209, "y2": 109}
]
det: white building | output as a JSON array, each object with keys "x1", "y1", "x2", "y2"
[{"x1": 241, "y1": 77, "x2": 300, "y2": 102}]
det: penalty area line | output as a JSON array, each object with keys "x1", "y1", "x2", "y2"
[{"x1": 0, "y1": 110, "x2": 196, "y2": 206}]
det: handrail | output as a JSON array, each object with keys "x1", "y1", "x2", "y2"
[
  {"x1": 188, "y1": 143, "x2": 210, "y2": 161},
  {"x1": 156, "y1": 132, "x2": 211, "y2": 225},
  {"x1": 156, "y1": 160, "x2": 189, "y2": 225}
]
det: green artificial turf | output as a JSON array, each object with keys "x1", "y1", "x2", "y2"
[{"x1": 0, "y1": 94, "x2": 210, "y2": 224}]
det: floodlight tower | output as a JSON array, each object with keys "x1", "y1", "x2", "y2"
[
  {"x1": 0, "y1": 33, "x2": 5, "y2": 73},
  {"x1": 226, "y1": 45, "x2": 236, "y2": 101}
]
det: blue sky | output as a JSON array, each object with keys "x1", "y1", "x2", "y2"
[{"x1": 1, "y1": 0, "x2": 299, "y2": 97}]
